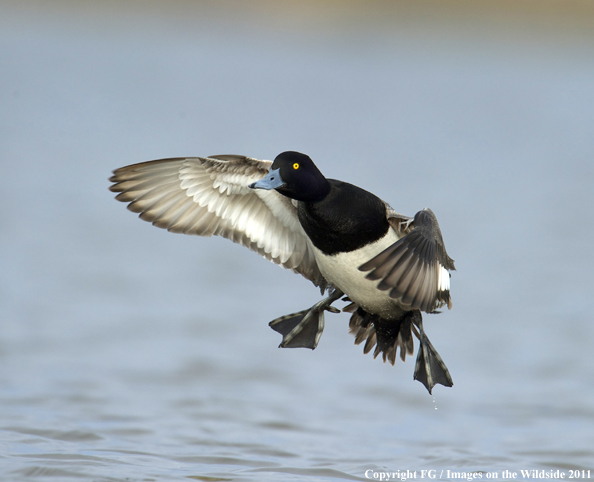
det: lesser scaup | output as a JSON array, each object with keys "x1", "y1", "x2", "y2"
[{"x1": 110, "y1": 151, "x2": 455, "y2": 393}]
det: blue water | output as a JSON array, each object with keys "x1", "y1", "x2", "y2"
[{"x1": 1, "y1": 2, "x2": 593, "y2": 480}]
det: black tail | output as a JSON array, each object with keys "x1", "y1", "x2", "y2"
[
  {"x1": 348, "y1": 308, "x2": 453, "y2": 394},
  {"x1": 348, "y1": 308, "x2": 414, "y2": 365}
]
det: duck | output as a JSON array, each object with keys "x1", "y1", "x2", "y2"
[{"x1": 109, "y1": 151, "x2": 456, "y2": 393}]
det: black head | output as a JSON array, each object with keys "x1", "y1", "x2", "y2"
[{"x1": 251, "y1": 151, "x2": 330, "y2": 202}]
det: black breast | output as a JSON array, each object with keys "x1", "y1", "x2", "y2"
[{"x1": 298, "y1": 180, "x2": 390, "y2": 255}]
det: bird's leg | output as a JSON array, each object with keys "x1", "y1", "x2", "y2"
[
  {"x1": 269, "y1": 288, "x2": 344, "y2": 350},
  {"x1": 412, "y1": 316, "x2": 454, "y2": 394}
]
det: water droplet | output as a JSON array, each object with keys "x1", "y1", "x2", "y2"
[{"x1": 433, "y1": 396, "x2": 438, "y2": 410}]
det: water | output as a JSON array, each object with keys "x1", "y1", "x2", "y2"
[{"x1": 1, "y1": 1, "x2": 593, "y2": 480}]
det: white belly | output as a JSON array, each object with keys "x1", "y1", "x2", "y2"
[{"x1": 313, "y1": 229, "x2": 402, "y2": 316}]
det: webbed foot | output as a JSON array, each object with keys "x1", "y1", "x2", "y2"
[
  {"x1": 269, "y1": 289, "x2": 344, "y2": 350},
  {"x1": 412, "y1": 319, "x2": 453, "y2": 394}
]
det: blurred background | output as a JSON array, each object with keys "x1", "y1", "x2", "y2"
[{"x1": 1, "y1": 1, "x2": 593, "y2": 480}]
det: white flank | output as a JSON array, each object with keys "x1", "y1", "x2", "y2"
[
  {"x1": 313, "y1": 229, "x2": 401, "y2": 315},
  {"x1": 437, "y1": 264, "x2": 450, "y2": 293}
]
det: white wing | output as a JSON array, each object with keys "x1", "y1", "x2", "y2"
[{"x1": 109, "y1": 155, "x2": 327, "y2": 290}]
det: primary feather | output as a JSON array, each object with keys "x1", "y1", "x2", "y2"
[{"x1": 109, "y1": 156, "x2": 327, "y2": 291}]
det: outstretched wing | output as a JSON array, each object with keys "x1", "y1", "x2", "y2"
[
  {"x1": 359, "y1": 208, "x2": 455, "y2": 312},
  {"x1": 109, "y1": 155, "x2": 326, "y2": 290}
]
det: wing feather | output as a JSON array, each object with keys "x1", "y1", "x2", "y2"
[
  {"x1": 110, "y1": 156, "x2": 326, "y2": 290},
  {"x1": 360, "y1": 208, "x2": 455, "y2": 313}
]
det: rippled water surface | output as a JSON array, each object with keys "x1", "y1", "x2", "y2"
[{"x1": 1, "y1": 1, "x2": 593, "y2": 480}]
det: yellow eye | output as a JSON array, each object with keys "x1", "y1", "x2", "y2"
[{"x1": 293, "y1": 163, "x2": 300, "y2": 170}]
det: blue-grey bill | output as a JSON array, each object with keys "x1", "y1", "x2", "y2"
[{"x1": 249, "y1": 168, "x2": 284, "y2": 190}]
